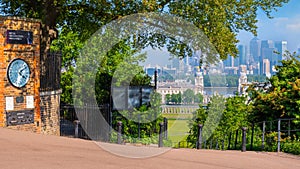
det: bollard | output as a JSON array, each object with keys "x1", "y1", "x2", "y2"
[
  {"x1": 164, "y1": 117, "x2": 168, "y2": 139},
  {"x1": 197, "y1": 124, "x2": 203, "y2": 149},
  {"x1": 73, "y1": 120, "x2": 80, "y2": 138},
  {"x1": 250, "y1": 122, "x2": 254, "y2": 151},
  {"x1": 228, "y1": 132, "x2": 232, "y2": 150},
  {"x1": 117, "y1": 121, "x2": 122, "y2": 144},
  {"x1": 159, "y1": 122, "x2": 164, "y2": 147},
  {"x1": 222, "y1": 140, "x2": 225, "y2": 151},
  {"x1": 277, "y1": 119, "x2": 281, "y2": 153},
  {"x1": 262, "y1": 121, "x2": 265, "y2": 150},
  {"x1": 242, "y1": 127, "x2": 247, "y2": 152}
]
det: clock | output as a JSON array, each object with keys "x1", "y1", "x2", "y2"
[{"x1": 7, "y1": 59, "x2": 30, "y2": 88}]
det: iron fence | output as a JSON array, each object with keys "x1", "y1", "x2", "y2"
[
  {"x1": 40, "y1": 52, "x2": 61, "y2": 92},
  {"x1": 60, "y1": 103, "x2": 111, "y2": 140}
]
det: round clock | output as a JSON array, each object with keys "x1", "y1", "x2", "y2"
[{"x1": 7, "y1": 59, "x2": 30, "y2": 88}]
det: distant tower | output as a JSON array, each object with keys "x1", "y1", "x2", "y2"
[
  {"x1": 275, "y1": 41, "x2": 287, "y2": 61},
  {"x1": 250, "y1": 37, "x2": 261, "y2": 63},
  {"x1": 238, "y1": 44, "x2": 247, "y2": 65},
  {"x1": 195, "y1": 67, "x2": 204, "y2": 94},
  {"x1": 261, "y1": 40, "x2": 274, "y2": 60}
]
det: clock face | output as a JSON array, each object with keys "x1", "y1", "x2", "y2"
[{"x1": 7, "y1": 59, "x2": 30, "y2": 88}]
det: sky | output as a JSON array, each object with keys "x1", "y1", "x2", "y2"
[
  {"x1": 238, "y1": 0, "x2": 300, "y2": 52},
  {"x1": 142, "y1": 0, "x2": 300, "y2": 66}
]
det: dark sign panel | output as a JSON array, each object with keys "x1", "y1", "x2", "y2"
[
  {"x1": 112, "y1": 86, "x2": 154, "y2": 110},
  {"x1": 142, "y1": 87, "x2": 154, "y2": 106},
  {"x1": 6, "y1": 30, "x2": 33, "y2": 44},
  {"x1": 112, "y1": 87, "x2": 127, "y2": 110},
  {"x1": 128, "y1": 87, "x2": 141, "y2": 109},
  {"x1": 6, "y1": 110, "x2": 34, "y2": 126}
]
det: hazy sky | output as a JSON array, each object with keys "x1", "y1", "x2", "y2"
[
  {"x1": 238, "y1": 0, "x2": 300, "y2": 52},
  {"x1": 142, "y1": 0, "x2": 300, "y2": 66}
]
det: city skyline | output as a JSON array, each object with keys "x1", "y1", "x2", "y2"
[{"x1": 238, "y1": 0, "x2": 300, "y2": 53}]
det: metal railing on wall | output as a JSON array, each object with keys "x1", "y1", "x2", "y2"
[{"x1": 40, "y1": 52, "x2": 61, "y2": 92}]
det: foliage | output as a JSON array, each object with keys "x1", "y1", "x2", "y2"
[
  {"x1": 248, "y1": 53, "x2": 300, "y2": 125},
  {"x1": 0, "y1": 0, "x2": 290, "y2": 60},
  {"x1": 111, "y1": 92, "x2": 163, "y2": 144},
  {"x1": 187, "y1": 95, "x2": 226, "y2": 146},
  {"x1": 281, "y1": 139, "x2": 300, "y2": 155},
  {"x1": 182, "y1": 89, "x2": 195, "y2": 104}
]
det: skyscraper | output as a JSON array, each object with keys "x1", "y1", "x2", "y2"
[
  {"x1": 250, "y1": 37, "x2": 261, "y2": 63},
  {"x1": 261, "y1": 40, "x2": 274, "y2": 60},
  {"x1": 275, "y1": 41, "x2": 288, "y2": 61},
  {"x1": 238, "y1": 44, "x2": 247, "y2": 65}
]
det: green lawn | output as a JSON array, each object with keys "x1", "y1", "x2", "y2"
[
  {"x1": 162, "y1": 113, "x2": 193, "y2": 120},
  {"x1": 166, "y1": 119, "x2": 191, "y2": 143}
]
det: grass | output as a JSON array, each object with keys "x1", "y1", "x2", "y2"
[
  {"x1": 162, "y1": 113, "x2": 193, "y2": 120},
  {"x1": 166, "y1": 118, "x2": 191, "y2": 143}
]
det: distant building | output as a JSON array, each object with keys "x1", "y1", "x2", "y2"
[
  {"x1": 250, "y1": 37, "x2": 261, "y2": 63},
  {"x1": 157, "y1": 68, "x2": 204, "y2": 104},
  {"x1": 275, "y1": 41, "x2": 288, "y2": 61},
  {"x1": 260, "y1": 59, "x2": 271, "y2": 77},
  {"x1": 238, "y1": 45, "x2": 247, "y2": 65}
]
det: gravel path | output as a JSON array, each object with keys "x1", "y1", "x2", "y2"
[{"x1": 0, "y1": 128, "x2": 299, "y2": 169}]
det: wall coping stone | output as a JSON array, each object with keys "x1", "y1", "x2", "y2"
[
  {"x1": 0, "y1": 16, "x2": 41, "y2": 23},
  {"x1": 40, "y1": 89, "x2": 62, "y2": 96}
]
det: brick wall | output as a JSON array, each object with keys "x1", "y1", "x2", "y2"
[
  {"x1": 40, "y1": 90, "x2": 61, "y2": 136},
  {"x1": 0, "y1": 16, "x2": 61, "y2": 136}
]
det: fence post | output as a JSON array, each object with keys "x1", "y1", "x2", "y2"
[
  {"x1": 164, "y1": 117, "x2": 168, "y2": 139},
  {"x1": 215, "y1": 140, "x2": 219, "y2": 150},
  {"x1": 138, "y1": 114, "x2": 141, "y2": 140},
  {"x1": 74, "y1": 120, "x2": 80, "y2": 138},
  {"x1": 117, "y1": 121, "x2": 122, "y2": 144},
  {"x1": 250, "y1": 122, "x2": 254, "y2": 150},
  {"x1": 228, "y1": 132, "x2": 232, "y2": 150},
  {"x1": 262, "y1": 121, "x2": 265, "y2": 150},
  {"x1": 242, "y1": 127, "x2": 247, "y2": 152},
  {"x1": 222, "y1": 139, "x2": 225, "y2": 150},
  {"x1": 277, "y1": 119, "x2": 281, "y2": 153},
  {"x1": 288, "y1": 119, "x2": 291, "y2": 137},
  {"x1": 234, "y1": 129, "x2": 239, "y2": 149},
  {"x1": 159, "y1": 122, "x2": 164, "y2": 147},
  {"x1": 197, "y1": 124, "x2": 203, "y2": 149}
]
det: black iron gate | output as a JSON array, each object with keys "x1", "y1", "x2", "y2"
[{"x1": 60, "y1": 103, "x2": 111, "y2": 140}]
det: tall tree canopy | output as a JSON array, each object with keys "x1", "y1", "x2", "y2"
[
  {"x1": 0, "y1": 0, "x2": 290, "y2": 60},
  {"x1": 248, "y1": 53, "x2": 300, "y2": 122}
]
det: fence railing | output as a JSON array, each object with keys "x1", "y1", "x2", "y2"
[
  {"x1": 60, "y1": 103, "x2": 111, "y2": 140},
  {"x1": 40, "y1": 52, "x2": 61, "y2": 92},
  {"x1": 59, "y1": 105, "x2": 300, "y2": 153}
]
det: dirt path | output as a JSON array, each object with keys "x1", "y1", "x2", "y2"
[{"x1": 0, "y1": 128, "x2": 299, "y2": 169}]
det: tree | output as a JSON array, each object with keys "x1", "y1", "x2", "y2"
[
  {"x1": 165, "y1": 94, "x2": 171, "y2": 104},
  {"x1": 1, "y1": 0, "x2": 290, "y2": 105},
  {"x1": 194, "y1": 93, "x2": 204, "y2": 104},
  {"x1": 0, "y1": 0, "x2": 290, "y2": 61},
  {"x1": 248, "y1": 52, "x2": 300, "y2": 122},
  {"x1": 183, "y1": 89, "x2": 195, "y2": 104},
  {"x1": 187, "y1": 94, "x2": 226, "y2": 146}
]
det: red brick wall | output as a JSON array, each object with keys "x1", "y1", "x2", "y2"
[{"x1": 0, "y1": 17, "x2": 41, "y2": 132}]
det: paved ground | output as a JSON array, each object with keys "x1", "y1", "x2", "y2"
[{"x1": 0, "y1": 128, "x2": 299, "y2": 169}]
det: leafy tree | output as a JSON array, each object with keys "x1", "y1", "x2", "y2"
[
  {"x1": 0, "y1": 0, "x2": 290, "y2": 62},
  {"x1": 171, "y1": 92, "x2": 182, "y2": 104},
  {"x1": 165, "y1": 94, "x2": 171, "y2": 104},
  {"x1": 187, "y1": 94, "x2": 226, "y2": 146},
  {"x1": 248, "y1": 52, "x2": 300, "y2": 122},
  {"x1": 183, "y1": 89, "x2": 195, "y2": 104},
  {"x1": 219, "y1": 95, "x2": 249, "y2": 134},
  {"x1": 194, "y1": 93, "x2": 204, "y2": 104}
]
